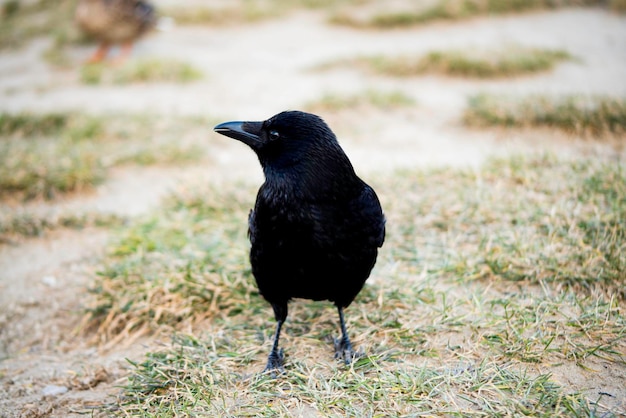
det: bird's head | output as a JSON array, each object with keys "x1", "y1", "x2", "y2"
[{"x1": 214, "y1": 110, "x2": 352, "y2": 175}]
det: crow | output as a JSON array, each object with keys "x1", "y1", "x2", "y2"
[{"x1": 214, "y1": 111, "x2": 385, "y2": 374}]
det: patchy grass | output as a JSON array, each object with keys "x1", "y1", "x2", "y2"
[
  {"x1": 0, "y1": 114, "x2": 107, "y2": 200},
  {"x1": 85, "y1": 155, "x2": 624, "y2": 415},
  {"x1": 0, "y1": 0, "x2": 78, "y2": 50},
  {"x1": 42, "y1": 25, "x2": 89, "y2": 68},
  {"x1": 330, "y1": 0, "x2": 611, "y2": 29},
  {"x1": 115, "y1": 337, "x2": 597, "y2": 416},
  {"x1": 163, "y1": 0, "x2": 366, "y2": 26},
  {"x1": 397, "y1": 154, "x2": 624, "y2": 288},
  {"x1": 0, "y1": 112, "x2": 69, "y2": 136},
  {"x1": 464, "y1": 94, "x2": 626, "y2": 136},
  {"x1": 319, "y1": 46, "x2": 573, "y2": 78},
  {"x1": 81, "y1": 186, "x2": 256, "y2": 347},
  {"x1": 0, "y1": 210, "x2": 125, "y2": 242},
  {"x1": 409, "y1": 47, "x2": 572, "y2": 78},
  {"x1": 0, "y1": 112, "x2": 210, "y2": 201},
  {"x1": 305, "y1": 89, "x2": 415, "y2": 112},
  {"x1": 80, "y1": 59, "x2": 203, "y2": 85},
  {"x1": 163, "y1": 4, "x2": 276, "y2": 26}
]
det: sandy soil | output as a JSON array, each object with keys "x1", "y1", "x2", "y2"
[{"x1": 1, "y1": 5, "x2": 625, "y2": 417}]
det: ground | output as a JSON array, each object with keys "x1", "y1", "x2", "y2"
[{"x1": 0, "y1": 3, "x2": 625, "y2": 417}]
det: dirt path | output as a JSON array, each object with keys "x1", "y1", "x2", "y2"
[{"x1": 1, "y1": 6, "x2": 625, "y2": 416}]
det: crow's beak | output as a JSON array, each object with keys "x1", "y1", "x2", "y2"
[{"x1": 214, "y1": 120, "x2": 264, "y2": 150}]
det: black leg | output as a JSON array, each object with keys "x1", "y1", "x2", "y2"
[
  {"x1": 264, "y1": 302, "x2": 288, "y2": 376},
  {"x1": 264, "y1": 318, "x2": 285, "y2": 375},
  {"x1": 334, "y1": 306, "x2": 360, "y2": 364}
]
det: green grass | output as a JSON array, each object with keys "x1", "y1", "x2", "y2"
[
  {"x1": 305, "y1": 89, "x2": 415, "y2": 112},
  {"x1": 464, "y1": 94, "x2": 626, "y2": 136},
  {"x1": 115, "y1": 338, "x2": 596, "y2": 416},
  {"x1": 389, "y1": 155, "x2": 625, "y2": 292},
  {"x1": 163, "y1": 4, "x2": 277, "y2": 26},
  {"x1": 82, "y1": 186, "x2": 256, "y2": 346},
  {"x1": 330, "y1": 0, "x2": 611, "y2": 29},
  {"x1": 0, "y1": 114, "x2": 108, "y2": 200},
  {"x1": 0, "y1": 112, "x2": 210, "y2": 201},
  {"x1": 412, "y1": 47, "x2": 572, "y2": 78},
  {"x1": 0, "y1": 0, "x2": 79, "y2": 50},
  {"x1": 0, "y1": 112, "x2": 69, "y2": 136},
  {"x1": 319, "y1": 46, "x2": 573, "y2": 78},
  {"x1": 80, "y1": 59, "x2": 204, "y2": 85},
  {"x1": 0, "y1": 211, "x2": 125, "y2": 242},
  {"x1": 163, "y1": 0, "x2": 366, "y2": 26},
  {"x1": 85, "y1": 155, "x2": 625, "y2": 416}
]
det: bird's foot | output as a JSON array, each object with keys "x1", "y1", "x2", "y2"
[
  {"x1": 263, "y1": 348, "x2": 285, "y2": 378},
  {"x1": 334, "y1": 337, "x2": 363, "y2": 365},
  {"x1": 85, "y1": 55, "x2": 105, "y2": 65},
  {"x1": 110, "y1": 42, "x2": 133, "y2": 67},
  {"x1": 85, "y1": 43, "x2": 109, "y2": 64}
]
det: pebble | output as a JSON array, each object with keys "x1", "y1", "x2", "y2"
[
  {"x1": 41, "y1": 275, "x2": 57, "y2": 287},
  {"x1": 42, "y1": 385, "x2": 68, "y2": 396}
]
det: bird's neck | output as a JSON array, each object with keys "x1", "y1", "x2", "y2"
[{"x1": 262, "y1": 160, "x2": 362, "y2": 202}]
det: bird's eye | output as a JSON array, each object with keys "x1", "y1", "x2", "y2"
[{"x1": 268, "y1": 130, "x2": 280, "y2": 141}]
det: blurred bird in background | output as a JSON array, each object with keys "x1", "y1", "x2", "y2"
[
  {"x1": 75, "y1": 0, "x2": 157, "y2": 64},
  {"x1": 214, "y1": 111, "x2": 385, "y2": 375}
]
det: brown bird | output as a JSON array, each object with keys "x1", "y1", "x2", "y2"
[{"x1": 75, "y1": 0, "x2": 157, "y2": 64}]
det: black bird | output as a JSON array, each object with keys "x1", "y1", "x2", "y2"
[{"x1": 214, "y1": 111, "x2": 385, "y2": 373}]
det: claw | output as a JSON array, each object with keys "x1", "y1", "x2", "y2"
[
  {"x1": 334, "y1": 306, "x2": 363, "y2": 365},
  {"x1": 334, "y1": 337, "x2": 363, "y2": 365},
  {"x1": 263, "y1": 348, "x2": 285, "y2": 377}
]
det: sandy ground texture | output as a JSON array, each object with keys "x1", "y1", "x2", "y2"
[{"x1": 1, "y1": 3, "x2": 625, "y2": 417}]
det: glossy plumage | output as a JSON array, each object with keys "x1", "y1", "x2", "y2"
[{"x1": 214, "y1": 111, "x2": 385, "y2": 374}]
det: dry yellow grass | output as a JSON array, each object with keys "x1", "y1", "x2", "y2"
[{"x1": 85, "y1": 154, "x2": 625, "y2": 416}]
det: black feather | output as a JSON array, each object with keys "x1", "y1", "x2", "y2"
[{"x1": 214, "y1": 110, "x2": 385, "y2": 374}]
